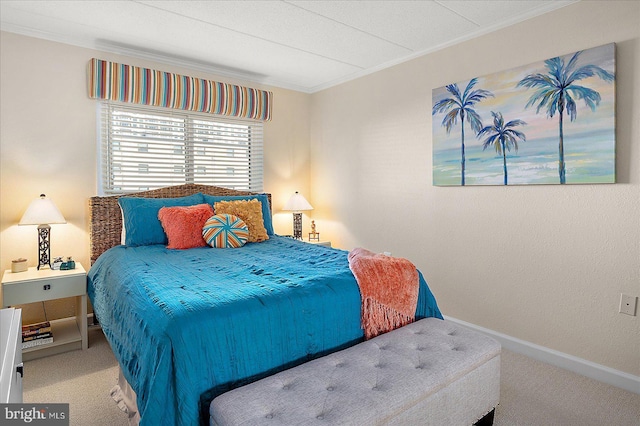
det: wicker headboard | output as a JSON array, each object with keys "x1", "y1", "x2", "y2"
[{"x1": 89, "y1": 184, "x2": 272, "y2": 264}]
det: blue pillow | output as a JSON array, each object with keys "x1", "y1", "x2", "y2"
[
  {"x1": 202, "y1": 193, "x2": 274, "y2": 236},
  {"x1": 119, "y1": 193, "x2": 205, "y2": 246}
]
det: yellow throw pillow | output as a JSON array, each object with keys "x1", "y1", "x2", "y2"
[{"x1": 214, "y1": 199, "x2": 269, "y2": 243}]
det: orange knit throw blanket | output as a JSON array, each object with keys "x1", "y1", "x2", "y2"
[{"x1": 348, "y1": 248, "x2": 419, "y2": 340}]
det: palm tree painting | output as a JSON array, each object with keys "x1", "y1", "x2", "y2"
[
  {"x1": 517, "y1": 51, "x2": 615, "y2": 184},
  {"x1": 432, "y1": 43, "x2": 615, "y2": 186},
  {"x1": 477, "y1": 112, "x2": 527, "y2": 185},
  {"x1": 432, "y1": 78, "x2": 494, "y2": 185}
]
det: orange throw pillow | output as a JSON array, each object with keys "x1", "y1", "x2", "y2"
[
  {"x1": 214, "y1": 199, "x2": 269, "y2": 243},
  {"x1": 158, "y1": 203, "x2": 214, "y2": 249}
]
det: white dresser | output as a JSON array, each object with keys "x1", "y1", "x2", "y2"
[{"x1": 0, "y1": 307, "x2": 23, "y2": 403}]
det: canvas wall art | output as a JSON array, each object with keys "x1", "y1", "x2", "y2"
[{"x1": 432, "y1": 43, "x2": 615, "y2": 186}]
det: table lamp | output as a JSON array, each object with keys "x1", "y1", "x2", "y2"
[
  {"x1": 19, "y1": 194, "x2": 66, "y2": 269},
  {"x1": 283, "y1": 191, "x2": 313, "y2": 240}
]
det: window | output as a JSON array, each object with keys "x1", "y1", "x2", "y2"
[{"x1": 99, "y1": 102, "x2": 264, "y2": 194}]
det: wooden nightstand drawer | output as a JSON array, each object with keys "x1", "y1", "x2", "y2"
[{"x1": 2, "y1": 274, "x2": 85, "y2": 306}]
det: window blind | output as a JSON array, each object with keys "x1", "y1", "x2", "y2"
[{"x1": 99, "y1": 102, "x2": 263, "y2": 194}]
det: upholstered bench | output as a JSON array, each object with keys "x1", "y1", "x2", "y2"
[{"x1": 210, "y1": 318, "x2": 501, "y2": 425}]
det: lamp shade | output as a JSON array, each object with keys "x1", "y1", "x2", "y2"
[
  {"x1": 19, "y1": 194, "x2": 66, "y2": 225},
  {"x1": 283, "y1": 191, "x2": 313, "y2": 212}
]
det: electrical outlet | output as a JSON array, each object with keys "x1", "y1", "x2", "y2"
[{"x1": 619, "y1": 294, "x2": 637, "y2": 316}]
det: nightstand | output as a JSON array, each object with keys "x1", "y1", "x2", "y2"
[
  {"x1": 304, "y1": 239, "x2": 331, "y2": 248},
  {"x1": 1, "y1": 265, "x2": 87, "y2": 361}
]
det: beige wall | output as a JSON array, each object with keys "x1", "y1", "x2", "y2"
[
  {"x1": 1, "y1": 1, "x2": 638, "y2": 377},
  {"x1": 309, "y1": 1, "x2": 639, "y2": 376},
  {"x1": 0, "y1": 32, "x2": 310, "y2": 321}
]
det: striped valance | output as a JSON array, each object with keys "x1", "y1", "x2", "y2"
[{"x1": 87, "y1": 58, "x2": 272, "y2": 121}]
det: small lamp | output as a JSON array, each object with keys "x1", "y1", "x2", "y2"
[
  {"x1": 19, "y1": 194, "x2": 66, "y2": 270},
  {"x1": 283, "y1": 191, "x2": 313, "y2": 240}
]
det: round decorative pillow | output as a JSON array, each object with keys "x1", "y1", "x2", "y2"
[{"x1": 202, "y1": 214, "x2": 249, "y2": 248}]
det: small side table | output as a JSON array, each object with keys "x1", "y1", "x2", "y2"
[
  {"x1": 304, "y1": 239, "x2": 331, "y2": 248},
  {"x1": 1, "y1": 265, "x2": 87, "y2": 361}
]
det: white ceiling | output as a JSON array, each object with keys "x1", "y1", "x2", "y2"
[{"x1": 0, "y1": 0, "x2": 577, "y2": 93}]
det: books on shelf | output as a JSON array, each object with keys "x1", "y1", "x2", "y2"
[
  {"x1": 23, "y1": 331, "x2": 53, "y2": 342},
  {"x1": 21, "y1": 321, "x2": 54, "y2": 349},
  {"x1": 22, "y1": 321, "x2": 52, "y2": 336},
  {"x1": 22, "y1": 336, "x2": 54, "y2": 349}
]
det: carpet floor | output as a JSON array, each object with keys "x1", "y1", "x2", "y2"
[{"x1": 22, "y1": 326, "x2": 640, "y2": 425}]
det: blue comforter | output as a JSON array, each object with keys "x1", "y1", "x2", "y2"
[{"x1": 88, "y1": 236, "x2": 442, "y2": 425}]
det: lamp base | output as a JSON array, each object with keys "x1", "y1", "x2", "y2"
[
  {"x1": 37, "y1": 224, "x2": 52, "y2": 270},
  {"x1": 292, "y1": 213, "x2": 303, "y2": 240}
]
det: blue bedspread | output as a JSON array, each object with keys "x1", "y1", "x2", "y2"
[{"x1": 87, "y1": 236, "x2": 442, "y2": 425}]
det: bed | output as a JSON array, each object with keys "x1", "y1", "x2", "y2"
[{"x1": 87, "y1": 184, "x2": 442, "y2": 426}]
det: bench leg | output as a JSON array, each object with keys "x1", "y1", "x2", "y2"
[{"x1": 473, "y1": 408, "x2": 495, "y2": 426}]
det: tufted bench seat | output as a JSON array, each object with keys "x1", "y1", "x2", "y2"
[{"x1": 210, "y1": 318, "x2": 501, "y2": 425}]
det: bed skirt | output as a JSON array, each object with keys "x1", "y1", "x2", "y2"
[{"x1": 111, "y1": 368, "x2": 140, "y2": 426}]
